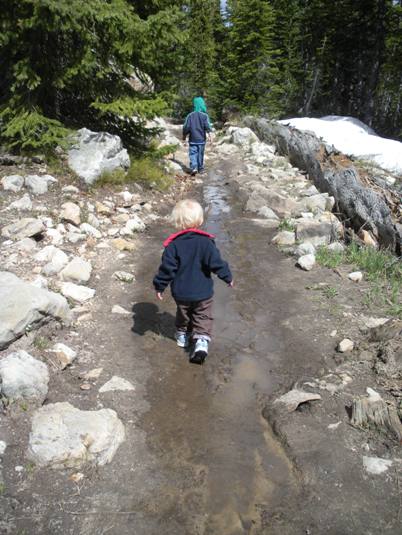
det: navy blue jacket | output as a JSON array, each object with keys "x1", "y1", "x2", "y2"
[
  {"x1": 153, "y1": 230, "x2": 232, "y2": 301},
  {"x1": 183, "y1": 111, "x2": 212, "y2": 144}
]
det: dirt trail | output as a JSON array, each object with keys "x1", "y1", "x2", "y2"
[{"x1": 2, "y1": 143, "x2": 400, "y2": 535}]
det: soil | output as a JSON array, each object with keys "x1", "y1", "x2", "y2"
[{"x1": 0, "y1": 146, "x2": 401, "y2": 535}]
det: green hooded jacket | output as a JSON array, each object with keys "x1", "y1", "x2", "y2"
[{"x1": 193, "y1": 96, "x2": 207, "y2": 113}]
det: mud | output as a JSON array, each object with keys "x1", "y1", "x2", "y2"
[{"x1": 1, "y1": 151, "x2": 401, "y2": 535}]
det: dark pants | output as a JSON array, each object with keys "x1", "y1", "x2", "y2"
[
  {"x1": 175, "y1": 297, "x2": 213, "y2": 341},
  {"x1": 189, "y1": 143, "x2": 205, "y2": 172}
]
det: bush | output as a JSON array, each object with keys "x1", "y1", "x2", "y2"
[{"x1": 97, "y1": 157, "x2": 174, "y2": 191}]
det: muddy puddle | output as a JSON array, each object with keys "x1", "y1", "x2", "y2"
[{"x1": 141, "y1": 166, "x2": 298, "y2": 534}]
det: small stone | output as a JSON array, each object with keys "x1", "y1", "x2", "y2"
[
  {"x1": 294, "y1": 242, "x2": 316, "y2": 257},
  {"x1": 113, "y1": 271, "x2": 135, "y2": 283},
  {"x1": 14, "y1": 238, "x2": 38, "y2": 252},
  {"x1": 61, "y1": 282, "x2": 95, "y2": 303},
  {"x1": 96, "y1": 201, "x2": 113, "y2": 215},
  {"x1": 117, "y1": 191, "x2": 133, "y2": 206},
  {"x1": 362, "y1": 456, "x2": 393, "y2": 475},
  {"x1": 328, "y1": 242, "x2": 345, "y2": 253},
  {"x1": 30, "y1": 276, "x2": 49, "y2": 289},
  {"x1": 70, "y1": 472, "x2": 85, "y2": 483},
  {"x1": 82, "y1": 368, "x2": 103, "y2": 381},
  {"x1": 15, "y1": 466, "x2": 24, "y2": 472},
  {"x1": 0, "y1": 441, "x2": 6, "y2": 455},
  {"x1": 297, "y1": 253, "x2": 316, "y2": 271},
  {"x1": 359, "y1": 229, "x2": 377, "y2": 248},
  {"x1": 257, "y1": 206, "x2": 279, "y2": 220},
  {"x1": 274, "y1": 389, "x2": 321, "y2": 412},
  {"x1": 80, "y1": 383, "x2": 91, "y2": 391},
  {"x1": 8, "y1": 194, "x2": 32, "y2": 211},
  {"x1": 327, "y1": 421, "x2": 342, "y2": 430},
  {"x1": 348, "y1": 271, "x2": 363, "y2": 282},
  {"x1": 2, "y1": 174, "x2": 24, "y2": 192},
  {"x1": 99, "y1": 376, "x2": 135, "y2": 393},
  {"x1": 87, "y1": 213, "x2": 100, "y2": 228},
  {"x1": 62, "y1": 185, "x2": 79, "y2": 194},
  {"x1": 0, "y1": 350, "x2": 49, "y2": 402},
  {"x1": 114, "y1": 213, "x2": 130, "y2": 224},
  {"x1": 330, "y1": 329, "x2": 337, "y2": 337},
  {"x1": 36, "y1": 246, "x2": 69, "y2": 276},
  {"x1": 66, "y1": 232, "x2": 86, "y2": 244},
  {"x1": 25, "y1": 174, "x2": 57, "y2": 195},
  {"x1": 120, "y1": 216, "x2": 145, "y2": 235},
  {"x1": 50, "y1": 343, "x2": 77, "y2": 369},
  {"x1": 112, "y1": 305, "x2": 131, "y2": 315},
  {"x1": 337, "y1": 338, "x2": 354, "y2": 353},
  {"x1": 61, "y1": 202, "x2": 81, "y2": 226},
  {"x1": 80, "y1": 223, "x2": 102, "y2": 239},
  {"x1": 112, "y1": 238, "x2": 135, "y2": 251},
  {"x1": 60, "y1": 257, "x2": 92, "y2": 284},
  {"x1": 1, "y1": 218, "x2": 45, "y2": 241},
  {"x1": 272, "y1": 231, "x2": 296, "y2": 246}
]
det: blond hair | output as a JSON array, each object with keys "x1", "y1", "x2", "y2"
[{"x1": 170, "y1": 199, "x2": 204, "y2": 229}]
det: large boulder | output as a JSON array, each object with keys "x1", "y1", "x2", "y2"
[
  {"x1": 25, "y1": 174, "x2": 57, "y2": 195},
  {"x1": 27, "y1": 402, "x2": 125, "y2": 468},
  {"x1": 0, "y1": 350, "x2": 49, "y2": 402},
  {"x1": 68, "y1": 128, "x2": 130, "y2": 185},
  {"x1": 1, "y1": 175, "x2": 24, "y2": 192},
  {"x1": 228, "y1": 126, "x2": 259, "y2": 147},
  {"x1": 0, "y1": 271, "x2": 71, "y2": 350}
]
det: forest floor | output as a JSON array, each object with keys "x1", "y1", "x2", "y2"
[{"x1": 1, "y1": 130, "x2": 401, "y2": 535}]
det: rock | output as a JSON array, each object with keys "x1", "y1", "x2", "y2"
[
  {"x1": 27, "y1": 402, "x2": 125, "y2": 468},
  {"x1": 87, "y1": 213, "x2": 100, "y2": 228},
  {"x1": 80, "y1": 223, "x2": 102, "y2": 239},
  {"x1": 120, "y1": 216, "x2": 145, "y2": 235},
  {"x1": 50, "y1": 343, "x2": 77, "y2": 369},
  {"x1": 301, "y1": 185, "x2": 319, "y2": 197},
  {"x1": 0, "y1": 272, "x2": 71, "y2": 349},
  {"x1": 296, "y1": 220, "x2": 336, "y2": 246},
  {"x1": 8, "y1": 194, "x2": 32, "y2": 211},
  {"x1": 68, "y1": 128, "x2": 130, "y2": 185},
  {"x1": 117, "y1": 191, "x2": 134, "y2": 206},
  {"x1": 1, "y1": 218, "x2": 45, "y2": 241},
  {"x1": 96, "y1": 201, "x2": 113, "y2": 215},
  {"x1": 112, "y1": 305, "x2": 131, "y2": 315},
  {"x1": 82, "y1": 368, "x2": 103, "y2": 381},
  {"x1": 66, "y1": 232, "x2": 86, "y2": 244},
  {"x1": 30, "y1": 276, "x2": 48, "y2": 289},
  {"x1": 60, "y1": 257, "x2": 92, "y2": 284},
  {"x1": 229, "y1": 126, "x2": 259, "y2": 147},
  {"x1": 1, "y1": 175, "x2": 24, "y2": 192},
  {"x1": 62, "y1": 185, "x2": 80, "y2": 194},
  {"x1": 0, "y1": 350, "x2": 49, "y2": 402},
  {"x1": 245, "y1": 189, "x2": 297, "y2": 216},
  {"x1": 257, "y1": 206, "x2": 279, "y2": 220},
  {"x1": 328, "y1": 242, "x2": 345, "y2": 253},
  {"x1": 369, "y1": 318, "x2": 402, "y2": 343},
  {"x1": 272, "y1": 231, "x2": 296, "y2": 246},
  {"x1": 61, "y1": 282, "x2": 95, "y2": 303},
  {"x1": 362, "y1": 456, "x2": 393, "y2": 475},
  {"x1": 297, "y1": 254, "x2": 316, "y2": 271},
  {"x1": 113, "y1": 271, "x2": 135, "y2": 283},
  {"x1": 274, "y1": 389, "x2": 321, "y2": 412},
  {"x1": 164, "y1": 160, "x2": 185, "y2": 176},
  {"x1": 14, "y1": 238, "x2": 38, "y2": 252},
  {"x1": 298, "y1": 193, "x2": 335, "y2": 213},
  {"x1": 359, "y1": 229, "x2": 377, "y2": 248},
  {"x1": 0, "y1": 441, "x2": 6, "y2": 455},
  {"x1": 337, "y1": 338, "x2": 354, "y2": 353},
  {"x1": 35, "y1": 246, "x2": 69, "y2": 275},
  {"x1": 112, "y1": 238, "x2": 135, "y2": 251},
  {"x1": 61, "y1": 202, "x2": 81, "y2": 226},
  {"x1": 294, "y1": 242, "x2": 316, "y2": 257},
  {"x1": 114, "y1": 213, "x2": 130, "y2": 225},
  {"x1": 25, "y1": 174, "x2": 57, "y2": 195},
  {"x1": 348, "y1": 271, "x2": 363, "y2": 282},
  {"x1": 99, "y1": 376, "x2": 135, "y2": 393},
  {"x1": 46, "y1": 228, "x2": 64, "y2": 246}
]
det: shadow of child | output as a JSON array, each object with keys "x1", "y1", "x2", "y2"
[{"x1": 131, "y1": 302, "x2": 176, "y2": 341}]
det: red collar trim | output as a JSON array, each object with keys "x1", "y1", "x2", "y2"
[{"x1": 163, "y1": 228, "x2": 215, "y2": 247}]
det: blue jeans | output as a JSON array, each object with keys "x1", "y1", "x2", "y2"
[{"x1": 189, "y1": 143, "x2": 205, "y2": 172}]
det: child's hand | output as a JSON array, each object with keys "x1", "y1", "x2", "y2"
[
  {"x1": 229, "y1": 280, "x2": 234, "y2": 288},
  {"x1": 156, "y1": 292, "x2": 164, "y2": 301}
]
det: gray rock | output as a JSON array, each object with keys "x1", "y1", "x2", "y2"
[
  {"x1": 0, "y1": 271, "x2": 71, "y2": 349},
  {"x1": 120, "y1": 216, "x2": 145, "y2": 235},
  {"x1": 68, "y1": 128, "x2": 130, "y2": 185},
  {"x1": 35, "y1": 246, "x2": 69, "y2": 275},
  {"x1": 272, "y1": 231, "x2": 296, "y2": 246},
  {"x1": 0, "y1": 441, "x2": 6, "y2": 455},
  {"x1": 1, "y1": 175, "x2": 24, "y2": 192},
  {"x1": 229, "y1": 126, "x2": 259, "y2": 147},
  {"x1": 362, "y1": 456, "x2": 393, "y2": 475},
  {"x1": 13, "y1": 238, "x2": 38, "y2": 252},
  {"x1": 1, "y1": 218, "x2": 45, "y2": 241},
  {"x1": 257, "y1": 206, "x2": 279, "y2": 220},
  {"x1": 60, "y1": 257, "x2": 92, "y2": 284},
  {"x1": 274, "y1": 389, "x2": 321, "y2": 412},
  {"x1": 348, "y1": 271, "x2": 363, "y2": 282},
  {"x1": 61, "y1": 202, "x2": 81, "y2": 226},
  {"x1": 0, "y1": 350, "x2": 49, "y2": 401},
  {"x1": 80, "y1": 222, "x2": 102, "y2": 239},
  {"x1": 50, "y1": 343, "x2": 77, "y2": 369},
  {"x1": 25, "y1": 174, "x2": 57, "y2": 195},
  {"x1": 27, "y1": 402, "x2": 125, "y2": 468},
  {"x1": 112, "y1": 305, "x2": 131, "y2": 315},
  {"x1": 337, "y1": 338, "x2": 354, "y2": 353},
  {"x1": 245, "y1": 190, "x2": 297, "y2": 216},
  {"x1": 294, "y1": 242, "x2": 316, "y2": 256},
  {"x1": 297, "y1": 253, "x2": 316, "y2": 271},
  {"x1": 62, "y1": 185, "x2": 80, "y2": 194},
  {"x1": 296, "y1": 220, "x2": 335, "y2": 246},
  {"x1": 87, "y1": 213, "x2": 100, "y2": 228},
  {"x1": 99, "y1": 376, "x2": 135, "y2": 393},
  {"x1": 113, "y1": 271, "x2": 135, "y2": 283},
  {"x1": 61, "y1": 282, "x2": 95, "y2": 303},
  {"x1": 298, "y1": 193, "x2": 335, "y2": 213},
  {"x1": 328, "y1": 241, "x2": 345, "y2": 253},
  {"x1": 8, "y1": 194, "x2": 32, "y2": 211}
]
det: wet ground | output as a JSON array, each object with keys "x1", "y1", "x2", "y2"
[{"x1": 2, "y1": 155, "x2": 401, "y2": 534}]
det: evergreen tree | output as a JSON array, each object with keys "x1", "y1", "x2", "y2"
[{"x1": 222, "y1": 0, "x2": 283, "y2": 116}]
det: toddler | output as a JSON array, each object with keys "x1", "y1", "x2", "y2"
[{"x1": 153, "y1": 199, "x2": 233, "y2": 364}]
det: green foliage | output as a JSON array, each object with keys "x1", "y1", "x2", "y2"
[
  {"x1": 278, "y1": 218, "x2": 296, "y2": 232},
  {"x1": 316, "y1": 246, "x2": 345, "y2": 269},
  {"x1": 97, "y1": 158, "x2": 173, "y2": 191},
  {"x1": 0, "y1": 108, "x2": 69, "y2": 153},
  {"x1": 33, "y1": 335, "x2": 51, "y2": 350}
]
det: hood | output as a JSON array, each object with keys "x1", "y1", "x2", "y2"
[
  {"x1": 193, "y1": 97, "x2": 207, "y2": 113},
  {"x1": 163, "y1": 228, "x2": 214, "y2": 247}
]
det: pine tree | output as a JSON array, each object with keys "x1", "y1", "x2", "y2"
[{"x1": 222, "y1": 0, "x2": 283, "y2": 116}]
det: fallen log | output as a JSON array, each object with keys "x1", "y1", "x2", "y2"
[{"x1": 243, "y1": 117, "x2": 400, "y2": 252}]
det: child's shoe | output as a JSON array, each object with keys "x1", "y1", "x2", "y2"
[
  {"x1": 190, "y1": 338, "x2": 209, "y2": 365},
  {"x1": 175, "y1": 331, "x2": 190, "y2": 348}
]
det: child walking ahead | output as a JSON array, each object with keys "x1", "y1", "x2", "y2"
[{"x1": 153, "y1": 199, "x2": 233, "y2": 364}]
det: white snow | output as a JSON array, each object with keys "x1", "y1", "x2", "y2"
[{"x1": 279, "y1": 115, "x2": 402, "y2": 176}]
